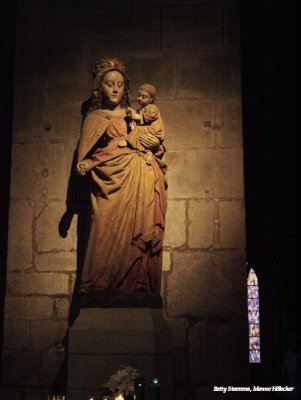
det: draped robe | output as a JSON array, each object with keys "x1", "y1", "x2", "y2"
[{"x1": 77, "y1": 108, "x2": 167, "y2": 294}]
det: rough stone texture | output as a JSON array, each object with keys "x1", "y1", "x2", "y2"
[
  {"x1": 35, "y1": 251, "x2": 77, "y2": 272},
  {"x1": 188, "y1": 200, "x2": 215, "y2": 248},
  {"x1": 13, "y1": 78, "x2": 48, "y2": 142},
  {"x1": 40, "y1": 350, "x2": 66, "y2": 386},
  {"x1": 177, "y1": 52, "x2": 241, "y2": 98},
  {"x1": 1, "y1": 351, "x2": 41, "y2": 386},
  {"x1": 164, "y1": 200, "x2": 186, "y2": 247},
  {"x1": 3, "y1": 0, "x2": 246, "y2": 398},
  {"x1": 7, "y1": 201, "x2": 33, "y2": 270},
  {"x1": 167, "y1": 317, "x2": 188, "y2": 348},
  {"x1": 4, "y1": 296, "x2": 54, "y2": 320},
  {"x1": 157, "y1": 100, "x2": 215, "y2": 150},
  {"x1": 35, "y1": 202, "x2": 77, "y2": 252},
  {"x1": 68, "y1": 309, "x2": 173, "y2": 398},
  {"x1": 166, "y1": 250, "x2": 247, "y2": 317},
  {"x1": 3, "y1": 321, "x2": 30, "y2": 350},
  {"x1": 30, "y1": 320, "x2": 68, "y2": 350},
  {"x1": 126, "y1": 53, "x2": 178, "y2": 100},
  {"x1": 10, "y1": 143, "x2": 68, "y2": 199},
  {"x1": 189, "y1": 321, "x2": 248, "y2": 384},
  {"x1": 48, "y1": 103, "x2": 83, "y2": 142},
  {"x1": 163, "y1": 29, "x2": 223, "y2": 51},
  {"x1": 162, "y1": 249, "x2": 171, "y2": 271},
  {"x1": 54, "y1": 297, "x2": 70, "y2": 319},
  {"x1": 8, "y1": 272, "x2": 70, "y2": 295},
  {"x1": 162, "y1": 5, "x2": 221, "y2": 31},
  {"x1": 166, "y1": 149, "x2": 244, "y2": 198},
  {"x1": 214, "y1": 98, "x2": 243, "y2": 148},
  {"x1": 219, "y1": 200, "x2": 246, "y2": 248}
]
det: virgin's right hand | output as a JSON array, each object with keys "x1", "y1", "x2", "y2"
[{"x1": 76, "y1": 161, "x2": 89, "y2": 176}]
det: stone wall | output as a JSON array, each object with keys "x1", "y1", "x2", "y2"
[{"x1": 1, "y1": 0, "x2": 248, "y2": 399}]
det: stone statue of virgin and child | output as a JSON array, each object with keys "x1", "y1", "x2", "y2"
[{"x1": 75, "y1": 58, "x2": 167, "y2": 307}]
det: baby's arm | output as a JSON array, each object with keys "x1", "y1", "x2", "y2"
[
  {"x1": 142, "y1": 104, "x2": 159, "y2": 123},
  {"x1": 127, "y1": 107, "x2": 143, "y2": 122}
]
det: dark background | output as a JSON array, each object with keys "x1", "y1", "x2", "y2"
[{"x1": 0, "y1": 0, "x2": 296, "y2": 387}]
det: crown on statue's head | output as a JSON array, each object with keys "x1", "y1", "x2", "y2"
[{"x1": 92, "y1": 58, "x2": 126, "y2": 78}]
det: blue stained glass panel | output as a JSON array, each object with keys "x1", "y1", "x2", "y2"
[
  {"x1": 249, "y1": 336, "x2": 260, "y2": 350},
  {"x1": 247, "y1": 269, "x2": 258, "y2": 286},
  {"x1": 248, "y1": 285, "x2": 259, "y2": 298},
  {"x1": 248, "y1": 298, "x2": 259, "y2": 311},
  {"x1": 249, "y1": 324, "x2": 260, "y2": 336},
  {"x1": 248, "y1": 310, "x2": 260, "y2": 324},
  {"x1": 249, "y1": 350, "x2": 261, "y2": 363}
]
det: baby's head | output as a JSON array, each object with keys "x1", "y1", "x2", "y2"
[{"x1": 137, "y1": 83, "x2": 156, "y2": 107}]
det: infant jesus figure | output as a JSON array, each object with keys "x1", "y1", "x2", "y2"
[{"x1": 127, "y1": 83, "x2": 165, "y2": 164}]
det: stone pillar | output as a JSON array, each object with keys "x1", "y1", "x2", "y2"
[{"x1": 67, "y1": 308, "x2": 173, "y2": 400}]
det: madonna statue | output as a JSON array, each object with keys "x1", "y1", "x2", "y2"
[{"x1": 76, "y1": 58, "x2": 167, "y2": 307}]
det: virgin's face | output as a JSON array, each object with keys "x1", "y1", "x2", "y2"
[{"x1": 101, "y1": 70, "x2": 125, "y2": 107}]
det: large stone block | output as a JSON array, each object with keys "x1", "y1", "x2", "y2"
[
  {"x1": 3, "y1": 321, "x2": 30, "y2": 350},
  {"x1": 166, "y1": 149, "x2": 244, "y2": 199},
  {"x1": 14, "y1": 37, "x2": 49, "y2": 82},
  {"x1": 214, "y1": 148, "x2": 244, "y2": 197},
  {"x1": 7, "y1": 201, "x2": 33, "y2": 270},
  {"x1": 126, "y1": 54, "x2": 177, "y2": 100},
  {"x1": 165, "y1": 150, "x2": 215, "y2": 198},
  {"x1": 35, "y1": 251, "x2": 77, "y2": 272},
  {"x1": 48, "y1": 79, "x2": 91, "y2": 105},
  {"x1": 214, "y1": 98, "x2": 243, "y2": 148},
  {"x1": 1, "y1": 351, "x2": 41, "y2": 386},
  {"x1": 157, "y1": 100, "x2": 214, "y2": 150},
  {"x1": 188, "y1": 200, "x2": 215, "y2": 248},
  {"x1": 162, "y1": 249, "x2": 171, "y2": 271},
  {"x1": 93, "y1": 7, "x2": 161, "y2": 33},
  {"x1": 35, "y1": 202, "x2": 77, "y2": 252},
  {"x1": 164, "y1": 200, "x2": 186, "y2": 247},
  {"x1": 87, "y1": 31, "x2": 162, "y2": 54},
  {"x1": 167, "y1": 317, "x2": 188, "y2": 348},
  {"x1": 44, "y1": 36, "x2": 86, "y2": 80},
  {"x1": 16, "y1": 2, "x2": 88, "y2": 38},
  {"x1": 13, "y1": 79, "x2": 48, "y2": 142},
  {"x1": 4, "y1": 296, "x2": 54, "y2": 320},
  {"x1": 10, "y1": 143, "x2": 68, "y2": 199},
  {"x1": 163, "y1": 29, "x2": 223, "y2": 51},
  {"x1": 30, "y1": 321, "x2": 68, "y2": 350},
  {"x1": 54, "y1": 297, "x2": 70, "y2": 319},
  {"x1": 40, "y1": 350, "x2": 66, "y2": 386},
  {"x1": 219, "y1": 200, "x2": 246, "y2": 248},
  {"x1": 166, "y1": 250, "x2": 247, "y2": 317},
  {"x1": 177, "y1": 52, "x2": 241, "y2": 98},
  {"x1": 8, "y1": 272, "x2": 70, "y2": 295},
  {"x1": 189, "y1": 321, "x2": 248, "y2": 384},
  {"x1": 48, "y1": 103, "x2": 83, "y2": 141},
  {"x1": 162, "y1": 5, "x2": 220, "y2": 31}
]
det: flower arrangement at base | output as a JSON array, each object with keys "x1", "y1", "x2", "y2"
[{"x1": 102, "y1": 365, "x2": 140, "y2": 399}]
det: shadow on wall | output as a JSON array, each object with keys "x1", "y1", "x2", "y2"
[{"x1": 51, "y1": 97, "x2": 93, "y2": 395}]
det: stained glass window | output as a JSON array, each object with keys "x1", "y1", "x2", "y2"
[{"x1": 247, "y1": 268, "x2": 261, "y2": 363}]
